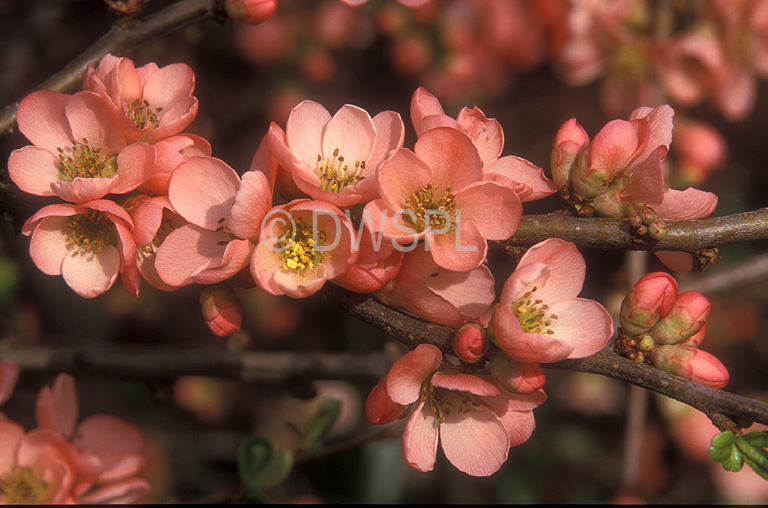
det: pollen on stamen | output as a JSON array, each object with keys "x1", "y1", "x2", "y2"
[{"x1": 314, "y1": 148, "x2": 366, "y2": 193}]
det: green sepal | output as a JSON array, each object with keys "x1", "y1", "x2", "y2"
[
  {"x1": 237, "y1": 435, "x2": 294, "y2": 500},
  {"x1": 303, "y1": 398, "x2": 342, "y2": 451}
]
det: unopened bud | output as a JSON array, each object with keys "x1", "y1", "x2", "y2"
[
  {"x1": 620, "y1": 272, "x2": 679, "y2": 336},
  {"x1": 647, "y1": 219, "x2": 668, "y2": 240},
  {"x1": 681, "y1": 324, "x2": 706, "y2": 347},
  {"x1": 640, "y1": 206, "x2": 657, "y2": 225},
  {"x1": 650, "y1": 344, "x2": 729, "y2": 388},
  {"x1": 225, "y1": 0, "x2": 278, "y2": 25},
  {"x1": 650, "y1": 291, "x2": 710, "y2": 344},
  {"x1": 637, "y1": 335, "x2": 655, "y2": 351},
  {"x1": 200, "y1": 284, "x2": 243, "y2": 337},
  {"x1": 453, "y1": 323, "x2": 489, "y2": 363},
  {"x1": 489, "y1": 351, "x2": 545, "y2": 394},
  {"x1": 365, "y1": 377, "x2": 408, "y2": 425},
  {"x1": 550, "y1": 118, "x2": 589, "y2": 190}
]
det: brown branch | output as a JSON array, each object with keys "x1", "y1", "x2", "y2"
[
  {"x1": 0, "y1": 0, "x2": 218, "y2": 144},
  {"x1": 502, "y1": 208, "x2": 768, "y2": 252}
]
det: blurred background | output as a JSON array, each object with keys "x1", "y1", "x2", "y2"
[{"x1": 1, "y1": 0, "x2": 768, "y2": 503}]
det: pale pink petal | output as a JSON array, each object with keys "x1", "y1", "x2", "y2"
[
  {"x1": 250, "y1": 241, "x2": 289, "y2": 296},
  {"x1": 267, "y1": 121, "x2": 316, "y2": 187},
  {"x1": 285, "y1": 100, "x2": 331, "y2": 166},
  {"x1": 7, "y1": 146, "x2": 60, "y2": 196},
  {"x1": 112, "y1": 142, "x2": 156, "y2": 195},
  {"x1": 517, "y1": 238, "x2": 586, "y2": 303},
  {"x1": 623, "y1": 146, "x2": 666, "y2": 205},
  {"x1": 492, "y1": 305, "x2": 574, "y2": 363},
  {"x1": 497, "y1": 410, "x2": 536, "y2": 446},
  {"x1": 588, "y1": 119, "x2": 639, "y2": 174},
  {"x1": 0, "y1": 362, "x2": 19, "y2": 406},
  {"x1": 75, "y1": 415, "x2": 144, "y2": 481},
  {"x1": 61, "y1": 245, "x2": 121, "y2": 298},
  {"x1": 484, "y1": 156, "x2": 556, "y2": 202},
  {"x1": 410, "y1": 87, "x2": 446, "y2": 136},
  {"x1": 654, "y1": 188, "x2": 718, "y2": 221},
  {"x1": 427, "y1": 220, "x2": 487, "y2": 272},
  {"x1": 716, "y1": 68, "x2": 756, "y2": 121},
  {"x1": 78, "y1": 478, "x2": 150, "y2": 504},
  {"x1": 368, "y1": 110, "x2": 405, "y2": 169},
  {"x1": 155, "y1": 225, "x2": 227, "y2": 287},
  {"x1": 498, "y1": 262, "x2": 550, "y2": 309},
  {"x1": 0, "y1": 421, "x2": 25, "y2": 473},
  {"x1": 456, "y1": 106, "x2": 504, "y2": 167},
  {"x1": 413, "y1": 127, "x2": 482, "y2": 192},
  {"x1": 377, "y1": 148, "x2": 434, "y2": 210},
  {"x1": 28, "y1": 216, "x2": 73, "y2": 275},
  {"x1": 51, "y1": 176, "x2": 116, "y2": 203},
  {"x1": 425, "y1": 263, "x2": 496, "y2": 319},
  {"x1": 654, "y1": 251, "x2": 694, "y2": 273},
  {"x1": 149, "y1": 97, "x2": 199, "y2": 142},
  {"x1": 386, "y1": 344, "x2": 442, "y2": 405},
  {"x1": 142, "y1": 63, "x2": 195, "y2": 107},
  {"x1": 456, "y1": 181, "x2": 522, "y2": 240},
  {"x1": 271, "y1": 263, "x2": 327, "y2": 298},
  {"x1": 402, "y1": 401, "x2": 439, "y2": 472},
  {"x1": 36, "y1": 374, "x2": 78, "y2": 438},
  {"x1": 228, "y1": 170, "x2": 272, "y2": 241},
  {"x1": 126, "y1": 196, "x2": 166, "y2": 248},
  {"x1": 628, "y1": 104, "x2": 674, "y2": 162},
  {"x1": 192, "y1": 238, "x2": 254, "y2": 285},
  {"x1": 16, "y1": 90, "x2": 73, "y2": 152},
  {"x1": 439, "y1": 407, "x2": 509, "y2": 476},
  {"x1": 361, "y1": 199, "x2": 423, "y2": 244},
  {"x1": 431, "y1": 371, "x2": 500, "y2": 396},
  {"x1": 322, "y1": 104, "x2": 376, "y2": 166},
  {"x1": 483, "y1": 388, "x2": 547, "y2": 413},
  {"x1": 546, "y1": 298, "x2": 614, "y2": 358},
  {"x1": 66, "y1": 91, "x2": 125, "y2": 155},
  {"x1": 168, "y1": 157, "x2": 240, "y2": 229}
]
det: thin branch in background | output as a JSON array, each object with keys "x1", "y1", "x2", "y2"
[{"x1": 678, "y1": 250, "x2": 768, "y2": 294}]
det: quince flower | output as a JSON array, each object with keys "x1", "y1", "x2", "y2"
[
  {"x1": 490, "y1": 238, "x2": 614, "y2": 363},
  {"x1": 9, "y1": 90, "x2": 155, "y2": 204},
  {"x1": 83, "y1": 54, "x2": 199, "y2": 143},
  {"x1": 371, "y1": 344, "x2": 546, "y2": 476},
  {"x1": 268, "y1": 100, "x2": 405, "y2": 207},
  {"x1": 364, "y1": 126, "x2": 522, "y2": 272}
]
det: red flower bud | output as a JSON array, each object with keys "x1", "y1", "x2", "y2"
[
  {"x1": 200, "y1": 284, "x2": 243, "y2": 337},
  {"x1": 650, "y1": 344, "x2": 729, "y2": 389},
  {"x1": 365, "y1": 377, "x2": 408, "y2": 425},
  {"x1": 225, "y1": 0, "x2": 278, "y2": 25},
  {"x1": 620, "y1": 272, "x2": 678, "y2": 336},
  {"x1": 650, "y1": 291, "x2": 710, "y2": 345},
  {"x1": 489, "y1": 351, "x2": 545, "y2": 394},
  {"x1": 453, "y1": 323, "x2": 489, "y2": 363}
]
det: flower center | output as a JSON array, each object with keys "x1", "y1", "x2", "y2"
[
  {"x1": 421, "y1": 377, "x2": 481, "y2": 424},
  {"x1": 67, "y1": 210, "x2": 118, "y2": 254},
  {"x1": 127, "y1": 98, "x2": 162, "y2": 130},
  {"x1": 512, "y1": 286, "x2": 558, "y2": 334},
  {"x1": 57, "y1": 138, "x2": 117, "y2": 181},
  {"x1": 279, "y1": 217, "x2": 324, "y2": 272},
  {"x1": 315, "y1": 148, "x2": 365, "y2": 193},
  {"x1": 403, "y1": 184, "x2": 457, "y2": 233},
  {"x1": 0, "y1": 466, "x2": 49, "y2": 505}
]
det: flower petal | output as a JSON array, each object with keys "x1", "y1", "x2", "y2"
[
  {"x1": 387, "y1": 344, "x2": 442, "y2": 405},
  {"x1": 402, "y1": 401, "x2": 439, "y2": 472},
  {"x1": 439, "y1": 407, "x2": 509, "y2": 477}
]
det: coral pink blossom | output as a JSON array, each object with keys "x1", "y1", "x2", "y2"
[
  {"x1": 155, "y1": 156, "x2": 272, "y2": 287},
  {"x1": 35, "y1": 373, "x2": 150, "y2": 503},
  {"x1": 9, "y1": 90, "x2": 155, "y2": 204},
  {"x1": 380, "y1": 344, "x2": 545, "y2": 476},
  {"x1": 267, "y1": 100, "x2": 405, "y2": 207},
  {"x1": 365, "y1": 127, "x2": 522, "y2": 271},
  {"x1": 83, "y1": 53, "x2": 199, "y2": 143},
  {"x1": 619, "y1": 271, "x2": 679, "y2": 336},
  {"x1": 22, "y1": 199, "x2": 138, "y2": 298},
  {"x1": 672, "y1": 119, "x2": 727, "y2": 185},
  {"x1": 251, "y1": 199, "x2": 358, "y2": 298},
  {"x1": 375, "y1": 245, "x2": 495, "y2": 328},
  {"x1": 491, "y1": 238, "x2": 613, "y2": 363},
  {"x1": 410, "y1": 87, "x2": 555, "y2": 202}
]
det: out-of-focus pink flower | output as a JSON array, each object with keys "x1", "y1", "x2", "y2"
[
  {"x1": 9, "y1": 90, "x2": 155, "y2": 204},
  {"x1": 83, "y1": 54, "x2": 198, "y2": 143},
  {"x1": 0, "y1": 363, "x2": 20, "y2": 407},
  {"x1": 251, "y1": 199, "x2": 357, "y2": 298},
  {"x1": 34, "y1": 373, "x2": 150, "y2": 503},
  {"x1": 649, "y1": 291, "x2": 711, "y2": 345},
  {"x1": 268, "y1": 100, "x2": 405, "y2": 207},
  {"x1": 671, "y1": 119, "x2": 727, "y2": 186},
  {"x1": 375, "y1": 245, "x2": 495, "y2": 328},
  {"x1": 22, "y1": 199, "x2": 138, "y2": 298},
  {"x1": 200, "y1": 284, "x2": 243, "y2": 337},
  {"x1": 650, "y1": 344, "x2": 729, "y2": 389},
  {"x1": 619, "y1": 271, "x2": 679, "y2": 336},
  {"x1": 154, "y1": 156, "x2": 271, "y2": 288},
  {"x1": 365, "y1": 126, "x2": 522, "y2": 271},
  {"x1": 225, "y1": 0, "x2": 278, "y2": 25},
  {"x1": 491, "y1": 238, "x2": 613, "y2": 363},
  {"x1": 375, "y1": 344, "x2": 545, "y2": 476},
  {"x1": 453, "y1": 323, "x2": 490, "y2": 363}
]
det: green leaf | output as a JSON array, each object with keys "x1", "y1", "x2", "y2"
[
  {"x1": 709, "y1": 431, "x2": 736, "y2": 462},
  {"x1": 742, "y1": 430, "x2": 768, "y2": 448},
  {"x1": 722, "y1": 444, "x2": 744, "y2": 472},
  {"x1": 237, "y1": 435, "x2": 294, "y2": 500},
  {"x1": 238, "y1": 436, "x2": 273, "y2": 484},
  {"x1": 303, "y1": 398, "x2": 342, "y2": 451}
]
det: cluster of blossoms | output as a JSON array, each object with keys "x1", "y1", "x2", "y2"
[
  {"x1": 8, "y1": 52, "x2": 731, "y2": 478},
  {"x1": 617, "y1": 272, "x2": 729, "y2": 389},
  {"x1": 0, "y1": 363, "x2": 148, "y2": 504}
]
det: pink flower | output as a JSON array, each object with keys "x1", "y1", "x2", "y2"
[
  {"x1": 410, "y1": 87, "x2": 555, "y2": 202},
  {"x1": 490, "y1": 238, "x2": 614, "y2": 363},
  {"x1": 378, "y1": 344, "x2": 545, "y2": 476},
  {"x1": 619, "y1": 271, "x2": 679, "y2": 336},
  {"x1": 251, "y1": 199, "x2": 358, "y2": 298},
  {"x1": 21, "y1": 199, "x2": 138, "y2": 298},
  {"x1": 671, "y1": 119, "x2": 727, "y2": 186},
  {"x1": 332, "y1": 225, "x2": 404, "y2": 293},
  {"x1": 199, "y1": 283, "x2": 243, "y2": 337},
  {"x1": 375, "y1": 244, "x2": 496, "y2": 328},
  {"x1": 35, "y1": 373, "x2": 150, "y2": 503},
  {"x1": 83, "y1": 54, "x2": 199, "y2": 143},
  {"x1": 154, "y1": 156, "x2": 272, "y2": 287},
  {"x1": 9, "y1": 90, "x2": 155, "y2": 203},
  {"x1": 267, "y1": 100, "x2": 405, "y2": 207},
  {"x1": 364, "y1": 126, "x2": 522, "y2": 271},
  {"x1": 0, "y1": 362, "x2": 19, "y2": 407}
]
